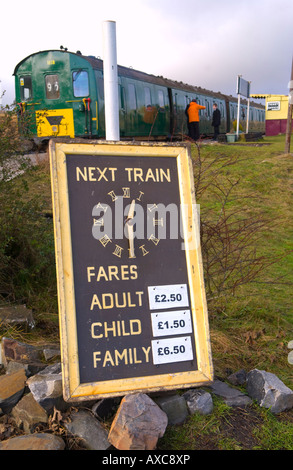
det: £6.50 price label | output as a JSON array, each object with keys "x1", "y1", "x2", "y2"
[
  {"x1": 151, "y1": 310, "x2": 192, "y2": 337},
  {"x1": 148, "y1": 284, "x2": 189, "y2": 310},
  {"x1": 152, "y1": 336, "x2": 193, "y2": 365}
]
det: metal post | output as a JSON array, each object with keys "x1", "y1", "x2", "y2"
[
  {"x1": 236, "y1": 75, "x2": 241, "y2": 139},
  {"x1": 102, "y1": 20, "x2": 120, "y2": 141},
  {"x1": 236, "y1": 94, "x2": 241, "y2": 138},
  {"x1": 285, "y1": 58, "x2": 293, "y2": 154}
]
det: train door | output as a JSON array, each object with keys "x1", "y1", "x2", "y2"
[
  {"x1": 219, "y1": 101, "x2": 226, "y2": 133},
  {"x1": 35, "y1": 70, "x2": 75, "y2": 139},
  {"x1": 17, "y1": 74, "x2": 37, "y2": 136},
  {"x1": 119, "y1": 82, "x2": 126, "y2": 137},
  {"x1": 124, "y1": 81, "x2": 138, "y2": 136},
  {"x1": 95, "y1": 71, "x2": 105, "y2": 137},
  {"x1": 229, "y1": 102, "x2": 237, "y2": 131},
  {"x1": 154, "y1": 87, "x2": 170, "y2": 137},
  {"x1": 201, "y1": 97, "x2": 211, "y2": 134},
  {"x1": 71, "y1": 68, "x2": 98, "y2": 138},
  {"x1": 19, "y1": 75, "x2": 33, "y2": 101}
]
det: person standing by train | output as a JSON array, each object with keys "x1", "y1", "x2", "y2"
[
  {"x1": 185, "y1": 99, "x2": 206, "y2": 141},
  {"x1": 212, "y1": 103, "x2": 221, "y2": 141}
]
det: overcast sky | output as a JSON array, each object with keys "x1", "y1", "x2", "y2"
[{"x1": 1, "y1": 0, "x2": 292, "y2": 105}]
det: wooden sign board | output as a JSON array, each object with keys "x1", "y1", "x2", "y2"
[{"x1": 49, "y1": 140, "x2": 213, "y2": 401}]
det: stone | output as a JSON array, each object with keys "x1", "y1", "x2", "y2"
[
  {"x1": 108, "y1": 393, "x2": 168, "y2": 450},
  {"x1": 155, "y1": 394, "x2": 189, "y2": 424},
  {"x1": 1, "y1": 337, "x2": 43, "y2": 367},
  {"x1": 26, "y1": 363, "x2": 66, "y2": 413},
  {"x1": 0, "y1": 304, "x2": 35, "y2": 331},
  {"x1": 288, "y1": 351, "x2": 293, "y2": 365},
  {"x1": 228, "y1": 369, "x2": 247, "y2": 386},
  {"x1": 0, "y1": 433, "x2": 65, "y2": 450},
  {"x1": 5, "y1": 360, "x2": 47, "y2": 377},
  {"x1": 11, "y1": 392, "x2": 48, "y2": 433},
  {"x1": 0, "y1": 368, "x2": 26, "y2": 413},
  {"x1": 209, "y1": 380, "x2": 252, "y2": 407},
  {"x1": 1, "y1": 337, "x2": 61, "y2": 368},
  {"x1": 64, "y1": 409, "x2": 110, "y2": 450},
  {"x1": 246, "y1": 369, "x2": 293, "y2": 414},
  {"x1": 43, "y1": 347, "x2": 60, "y2": 361},
  {"x1": 182, "y1": 389, "x2": 213, "y2": 415}
]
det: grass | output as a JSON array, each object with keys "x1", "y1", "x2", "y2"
[
  {"x1": 1, "y1": 134, "x2": 293, "y2": 449},
  {"x1": 159, "y1": 136, "x2": 293, "y2": 449},
  {"x1": 194, "y1": 136, "x2": 293, "y2": 386},
  {"x1": 158, "y1": 397, "x2": 293, "y2": 450}
]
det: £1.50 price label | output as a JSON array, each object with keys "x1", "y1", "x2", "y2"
[
  {"x1": 148, "y1": 284, "x2": 189, "y2": 310},
  {"x1": 151, "y1": 309, "x2": 192, "y2": 337},
  {"x1": 151, "y1": 336, "x2": 193, "y2": 365}
]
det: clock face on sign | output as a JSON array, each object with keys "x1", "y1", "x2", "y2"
[
  {"x1": 50, "y1": 141, "x2": 213, "y2": 400},
  {"x1": 92, "y1": 184, "x2": 167, "y2": 260}
]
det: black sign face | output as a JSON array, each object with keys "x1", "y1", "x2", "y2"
[
  {"x1": 66, "y1": 153, "x2": 197, "y2": 383},
  {"x1": 50, "y1": 141, "x2": 213, "y2": 400}
]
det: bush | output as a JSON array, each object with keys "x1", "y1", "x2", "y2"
[
  {"x1": 192, "y1": 143, "x2": 276, "y2": 302},
  {"x1": 0, "y1": 105, "x2": 56, "y2": 311}
]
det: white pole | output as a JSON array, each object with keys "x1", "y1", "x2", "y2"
[
  {"x1": 236, "y1": 75, "x2": 241, "y2": 139},
  {"x1": 102, "y1": 20, "x2": 120, "y2": 141}
]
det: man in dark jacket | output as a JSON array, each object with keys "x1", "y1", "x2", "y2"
[{"x1": 212, "y1": 103, "x2": 221, "y2": 141}]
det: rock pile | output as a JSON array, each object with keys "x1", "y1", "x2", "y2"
[{"x1": 1, "y1": 336, "x2": 293, "y2": 450}]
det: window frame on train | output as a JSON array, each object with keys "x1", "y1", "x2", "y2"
[
  {"x1": 20, "y1": 75, "x2": 33, "y2": 101},
  {"x1": 45, "y1": 74, "x2": 60, "y2": 100},
  {"x1": 72, "y1": 69, "x2": 90, "y2": 98}
]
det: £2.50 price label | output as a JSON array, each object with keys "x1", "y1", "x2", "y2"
[
  {"x1": 148, "y1": 284, "x2": 189, "y2": 310},
  {"x1": 152, "y1": 336, "x2": 193, "y2": 365},
  {"x1": 151, "y1": 309, "x2": 192, "y2": 337}
]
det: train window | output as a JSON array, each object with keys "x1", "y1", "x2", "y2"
[
  {"x1": 128, "y1": 84, "x2": 137, "y2": 110},
  {"x1": 45, "y1": 75, "x2": 60, "y2": 100},
  {"x1": 220, "y1": 102, "x2": 225, "y2": 118},
  {"x1": 119, "y1": 85, "x2": 125, "y2": 110},
  {"x1": 144, "y1": 87, "x2": 152, "y2": 107},
  {"x1": 20, "y1": 76, "x2": 32, "y2": 101},
  {"x1": 158, "y1": 90, "x2": 165, "y2": 108},
  {"x1": 205, "y1": 99, "x2": 210, "y2": 117},
  {"x1": 72, "y1": 70, "x2": 89, "y2": 97}
]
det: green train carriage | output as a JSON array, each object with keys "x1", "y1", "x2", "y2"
[
  {"x1": 14, "y1": 49, "x2": 171, "y2": 141},
  {"x1": 14, "y1": 49, "x2": 265, "y2": 142}
]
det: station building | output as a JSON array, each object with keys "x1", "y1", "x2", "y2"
[{"x1": 251, "y1": 94, "x2": 292, "y2": 136}]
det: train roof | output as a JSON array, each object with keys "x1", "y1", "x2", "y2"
[
  {"x1": 84, "y1": 53, "x2": 263, "y2": 108},
  {"x1": 14, "y1": 49, "x2": 264, "y2": 109}
]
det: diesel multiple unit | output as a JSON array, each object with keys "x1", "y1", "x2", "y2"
[{"x1": 14, "y1": 49, "x2": 265, "y2": 142}]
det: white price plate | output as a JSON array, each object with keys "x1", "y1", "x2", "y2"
[
  {"x1": 148, "y1": 284, "x2": 189, "y2": 310},
  {"x1": 152, "y1": 336, "x2": 193, "y2": 365},
  {"x1": 151, "y1": 310, "x2": 192, "y2": 337}
]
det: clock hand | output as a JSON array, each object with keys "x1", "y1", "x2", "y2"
[
  {"x1": 125, "y1": 200, "x2": 136, "y2": 258},
  {"x1": 125, "y1": 199, "x2": 136, "y2": 222},
  {"x1": 127, "y1": 223, "x2": 135, "y2": 258}
]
